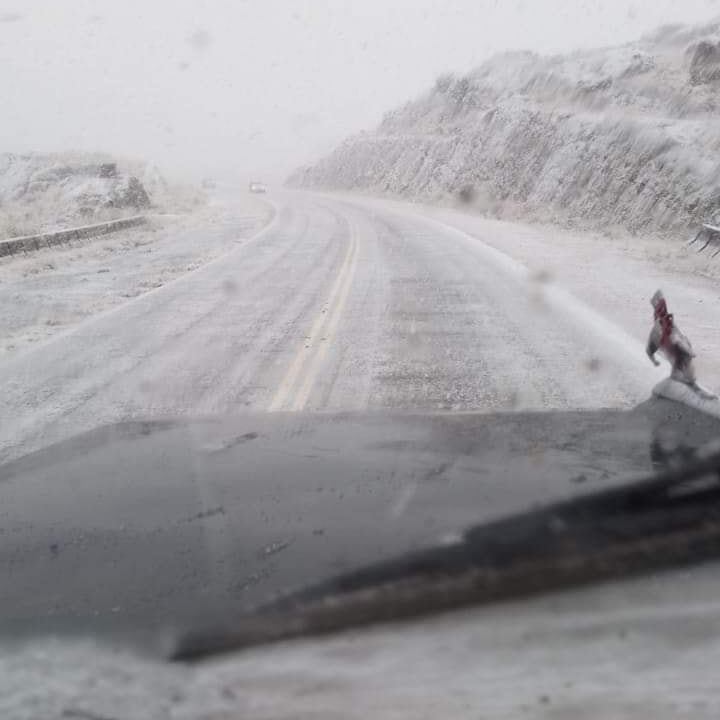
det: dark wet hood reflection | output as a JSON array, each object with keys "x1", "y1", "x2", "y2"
[{"x1": 0, "y1": 400, "x2": 718, "y2": 651}]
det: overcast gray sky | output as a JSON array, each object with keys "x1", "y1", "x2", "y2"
[{"x1": 2, "y1": 0, "x2": 719, "y2": 182}]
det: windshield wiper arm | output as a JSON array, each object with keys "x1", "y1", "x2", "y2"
[{"x1": 173, "y1": 444, "x2": 720, "y2": 661}]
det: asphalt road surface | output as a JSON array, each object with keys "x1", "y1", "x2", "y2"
[{"x1": 0, "y1": 190, "x2": 662, "y2": 465}]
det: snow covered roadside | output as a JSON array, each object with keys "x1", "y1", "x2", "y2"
[
  {"x1": 0, "y1": 193, "x2": 272, "y2": 358},
  {"x1": 3, "y1": 561, "x2": 720, "y2": 719},
  {"x1": 326, "y1": 191, "x2": 720, "y2": 397},
  {"x1": 423, "y1": 204, "x2": 720, "y2": 394}
]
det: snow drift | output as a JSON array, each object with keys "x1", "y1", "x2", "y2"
[{"x1": 290, "y1": 19, "x2": 720, "y2": 237}]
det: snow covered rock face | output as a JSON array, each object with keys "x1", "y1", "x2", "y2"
[
  {"x1": 689, "y1": 40, "x2": 720, "y2": 85},
  {"x1": 291, "y1": 20, "x2": 720, "y2": 236},
  {"x1": 0, "y1": 153, "x2": 153, "y2": 237}
]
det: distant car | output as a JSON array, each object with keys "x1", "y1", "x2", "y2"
[
  {"x1": 201, "y1": 178, "x2": 216, "y2": 189},
  {"x1": 249, "y1": 181, "x2": 267, "y2": 194}
]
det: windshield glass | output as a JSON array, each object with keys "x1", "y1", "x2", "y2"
[{"x1": 2, "y1": 0, "x2": 720, "y2": 715}]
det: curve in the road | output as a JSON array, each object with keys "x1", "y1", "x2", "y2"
[{"x1": 0, "y1": 191, "x2": 666, "y2": 464}]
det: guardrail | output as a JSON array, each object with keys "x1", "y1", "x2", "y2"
[
  {"x1": 688, "y1": 222, "x2": 720, "y2": 257},
  {"x1": 0, "y1": 215, "x2": 147, "y2": 258}
]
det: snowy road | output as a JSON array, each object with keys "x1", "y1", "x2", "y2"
[{"x1": 0, "y1": 190, "x2": 668, "y2": 464}]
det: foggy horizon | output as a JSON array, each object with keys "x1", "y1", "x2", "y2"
[{"x1": 2, "y1": 0, "x2": 720, "y2": 184}]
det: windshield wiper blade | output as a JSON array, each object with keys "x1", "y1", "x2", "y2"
[{"x1": 173, "y1": 445, "x2": 720, "y2": 661}]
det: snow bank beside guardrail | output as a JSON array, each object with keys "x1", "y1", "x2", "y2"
[{"x1": 0, "y1": 215, "x2": 147, "y2": 258}]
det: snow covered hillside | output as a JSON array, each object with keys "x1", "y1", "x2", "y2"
[
  {"x1": 0, "y1": 153, "x2": 203, "y2": 238},
  {"x1": 290, "y1": 19, "x2": 720, "y2": 237}
]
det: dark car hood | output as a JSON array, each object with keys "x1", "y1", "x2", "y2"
[{"x1": 1, "y1": 400, "x2": 718, "y2": 650}]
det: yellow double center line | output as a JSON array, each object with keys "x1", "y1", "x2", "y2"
[{"x1": 269, "y1": 223, "x2": 359, "y2": 411}]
